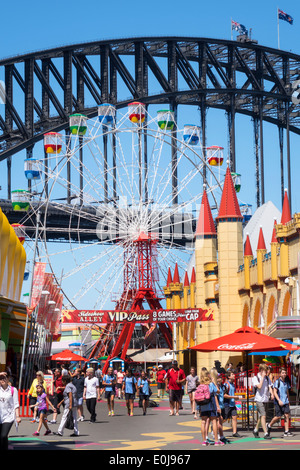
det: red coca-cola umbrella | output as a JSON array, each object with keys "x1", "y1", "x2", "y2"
[
  {"x1": 51, "y1": 349, "x2": 87, "y2": 362},
  {"x1": 190, "y1": 326, "x2": 298, "y2": 353},
  {"x1": 190, "y1": 327, "x2": 297, "y2": 429}
]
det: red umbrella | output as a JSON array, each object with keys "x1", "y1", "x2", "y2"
[
  {"x1": 190, "y1": 327, "x2": 297, "y2": 429},
  {"x1": 51, "y1": 349, "x2": 87, "y2": 362},
  {"x1": 190, "y1": 326, "x2": 298, "y2": 353}
]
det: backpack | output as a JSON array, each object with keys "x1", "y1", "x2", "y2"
[{"x1": 194, "y1": 384, "x2": 211, "y2": 405}]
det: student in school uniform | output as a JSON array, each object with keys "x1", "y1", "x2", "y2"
[
  {"x1": 266, "y1": 367, "x2": 293, "y2": 438},
  {"x1": 223, "y1": 371, "x2": 241, "y2": 438}
]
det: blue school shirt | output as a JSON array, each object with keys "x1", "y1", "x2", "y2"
[
  {"x1": 123, "y1": 376, "x2": 137, "y2": 394},
  {"x1": 138, "y1": 378, "x2": 150, "y2": 395},
  {"x1": 103, "y1": 374, "x2": 115, "y2": 392},
  {"x1": 224, "y1": 380, "x2": 236, "y2": 407},
  {"x1": 273, "y1": 378, "x2": 290, "y2": 405},
  {"x1": 218, "y1": 384, "x2": 224, "y2": 409}
]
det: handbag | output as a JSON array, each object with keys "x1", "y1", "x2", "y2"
[{"x1": 65, "y1": 409, "x2": 74, "y2": 430}]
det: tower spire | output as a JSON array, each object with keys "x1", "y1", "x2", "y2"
[
  {"x1": 195, "y1": 189, "x2": 216, "y2": 236},
  {"x1": 216, "y1": 167, "x2": 242, "y2": 221},
  {"x1": 281, "y1": 189, "x2": 292, "y2": 225},
  {"x1": 244, "y1": 234, "x2": 253, "y2": 256},
  {"x1": 257, "y1": 227, "x2": 266, "y2": 250}
]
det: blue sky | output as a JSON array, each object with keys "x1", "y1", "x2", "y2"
[
  {"x1": 1, "y1": 0, "x2": 300, "y2": 308},
  {"x1": 0, "y1": 0, "x2": 299, "y2": 211},
  {"x1": 0, "y1": 0, "x2": 297, "y2": 57}
]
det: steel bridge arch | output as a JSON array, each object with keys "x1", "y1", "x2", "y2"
[{"x1": 1, "y1": 36, "x2": 300, "y2": 208}]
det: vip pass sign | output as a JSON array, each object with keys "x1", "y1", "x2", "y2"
[{"x1": 61, "y1": 308, "x2": 214, "y2": 324}]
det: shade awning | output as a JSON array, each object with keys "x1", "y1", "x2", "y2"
[
  {"x1": 126, "y1": 348, "x2": 171, "y2": 363},
  {"x1": 51, "y1": 349, "x2": 87, "y2": 362},
  {"x1": 190, "y1": 327, "x2": 298, "y2": 353}
]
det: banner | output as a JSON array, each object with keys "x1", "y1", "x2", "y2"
[
  {"x1": 61, "y1": 308, "x2": 214, "y2": 324},
  {"x1": 27, "y1": 262, "x2": 46, "y2": 315}
]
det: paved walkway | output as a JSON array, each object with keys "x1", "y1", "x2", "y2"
[{"x1": 9, "y1": 394, "x2": 300, "y2": 452}]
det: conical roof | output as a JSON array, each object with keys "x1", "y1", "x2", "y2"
[
  {"x1": 184, "y1": 271, "x2": 189, "y2": 287},
  {"x1": 173, "y1": 263, "x2": 180, "y2": 283},
  {"x1": 257, "y1": 227, "x2": 266, "y2": 250},
  {"x1": 217, "y1": 167, "x2": 242, "y2": 221},
  {"x1": 195, "y1": 189, "x2": 216, "y2": 236},
  {"x1": 271, "y1": 219, "x2": 278, "y2": 243},
  {"x1": 281, "y1": 190, "x2": 292, "y2": 225},
  {"x1": 167, "y1": 267, "x2": 172, "y2": 286},
  {"x1": 244, "y1": 234, "x2": 253, "y2": 256}
]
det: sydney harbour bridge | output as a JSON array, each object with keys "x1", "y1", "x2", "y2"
[{"x1": 1, "y1": 36, "x2": 300, "y2": 244}]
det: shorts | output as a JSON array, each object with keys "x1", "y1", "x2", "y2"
[
  {"x1": 201, "y1": 409, "x2": 218, "y2": 418},
  {"x1": 274, "y1": 402, "x2": 290, "y2": 417},
  {"x1": 139, "y1": 393, "x2": 149, "y2": 400},
  {"x1": 224, "y1": 406, "x2": 237, "y2": 420},
  {"x1": 157, "y1": 383, "x2": 165, "y2": 390},
  {"x1": 77, "y1": 397, "x2": 83, "y2": 406},
  {"x1": 37, "y1": 408, "x2": 47, "y2": 417},
  {"x1": 116, "y1": 383, "x2": 123, "y2": 389},
  {"x1": 169, "y1": 389, "x2": 182, "y2": 403},
  {"x1": 256, "y1": 401, "x2": 268, "y2": 417},
  {"x1": 105, "y1": 390, "x2": 115, "y2": 399},
  {"x1": 29, "y1": 396, "x2": 37, "y2": 407},
  {"x1": 125, "y1": 393, "x2": 135, "y2": 401}
]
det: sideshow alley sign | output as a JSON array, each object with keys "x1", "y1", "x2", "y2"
[{"x1": 61, "y1": 308, "x2": 214, "y2": 324}]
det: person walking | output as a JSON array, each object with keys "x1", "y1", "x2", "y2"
[
  {"x1": 165, "y1": 360, "x2": 186, "y2": 416},
  {"x1": 50, "y1": 368, "x2": 65, "y2": 424},
  {"x1": 122, "y1": 368, "x2": 138, "y2": 416},
  {"x1": 196, "y1": 370, "x2": 224, "y2": 447},
  {"x1": 31, "y1": 384, "x2": 55, "y2": 436},
  {"x1": 116, "y1": 368, "x2": 125, "y2": 399},
  {"x1": 83, "y1": 368, "x2": 100, "y2": 423},
  {"x1": 223, "y1": 371, "x2": 241, "y2": 438},
  {"x1": 252, "y1": 364, "x2": 273, "y2": 439},
  {"x1": 185, "y1": 367, "x2": 199, "y2": 416},
  {"x1": 28, "y1": 371, "x2": 48, "y2": 423},
  {"x1": 0, "y1": 372, "x2": 21, "y2": 451},
  {"x1": 72, "y1": 368, "x2": 85, "y2": 422},
  {"x1": 54, "y1": 375, "x2": 79, "y2": 437},
  {"x1": 266, "y1": 367, "x2": 293, "y2": 438},
  {"x1": 137, "y1": 371, "x2": 151, "y2": 415},
  {"x1": 156, "y1": 365, "x2": 166, "y2": 399},
  {"x1": 102, "y1": 367, "x2": 116, "y2": 416}
]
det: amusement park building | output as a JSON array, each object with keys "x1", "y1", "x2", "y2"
[
  {"x1": 165, "y1": 168, "x2": 300, "y2": 375},
  {"x1": 0, "y1": 208, "x2": 27, "y2": 373}
]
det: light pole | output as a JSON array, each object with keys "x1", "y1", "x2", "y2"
[{"x1": 19, "y1": 209, "x2": 40, "y2": 390}]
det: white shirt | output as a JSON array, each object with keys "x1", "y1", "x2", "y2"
[
  {"x1": 84, "y1": 377, "x2": 99, "y2": 399},
  {"x1": 0, "y1": 385, "x2": 19, "y2": 423},
  {"x1": 252, "y1": 373, "x2": 272, "y2": 403}
]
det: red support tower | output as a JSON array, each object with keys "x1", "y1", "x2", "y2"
[{"x1": 101, "y1": 231, "x2": 172, "y2": 373}]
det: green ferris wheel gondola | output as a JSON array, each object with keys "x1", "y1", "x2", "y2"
[
  {"x1": 231, "y1": 172, "x2": 241, "y2": 192},
  {"x1": 69, "y1": 114, "x2": 88, "y2": 135},
  {"x1": 157, "y1": 110, "x2": 175, "y2": 130}
]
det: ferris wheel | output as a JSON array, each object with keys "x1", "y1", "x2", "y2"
[{"x1": 13, "y1": 103, "x2": 231, "y2": 311}]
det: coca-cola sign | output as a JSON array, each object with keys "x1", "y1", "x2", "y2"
[{"x1": 217, "y1": 342, "x2": 256, "y2": 350}]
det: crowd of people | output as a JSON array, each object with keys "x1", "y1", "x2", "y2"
[{"x1": 0, "y1": 358, "x2": 295, "y2": 450}]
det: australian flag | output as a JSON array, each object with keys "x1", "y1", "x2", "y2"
[
  {"x1": 278, "y1": 9, "x2": 293, "y2": 24},
  {"x1": 231, "y1": 20, "x2": 248, "y2": 35}
]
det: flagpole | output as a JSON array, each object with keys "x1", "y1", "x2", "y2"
[
  {"x1": 231, "y1": 18, "x2": 233, "y2": 40},
  {"x1": 277, "y1": 7, "x2": 280, "y2": 49}
]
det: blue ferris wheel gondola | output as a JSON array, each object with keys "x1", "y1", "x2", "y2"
[
  {"x1": 98, "y1": 103, "x2": 116, "y2": 125},
  {"x1": 183, "y1": 125, "x2": 201, "y2": 146},
  {"x1": 24, "y1": 159, "x2": 41, "y2": 180}
]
